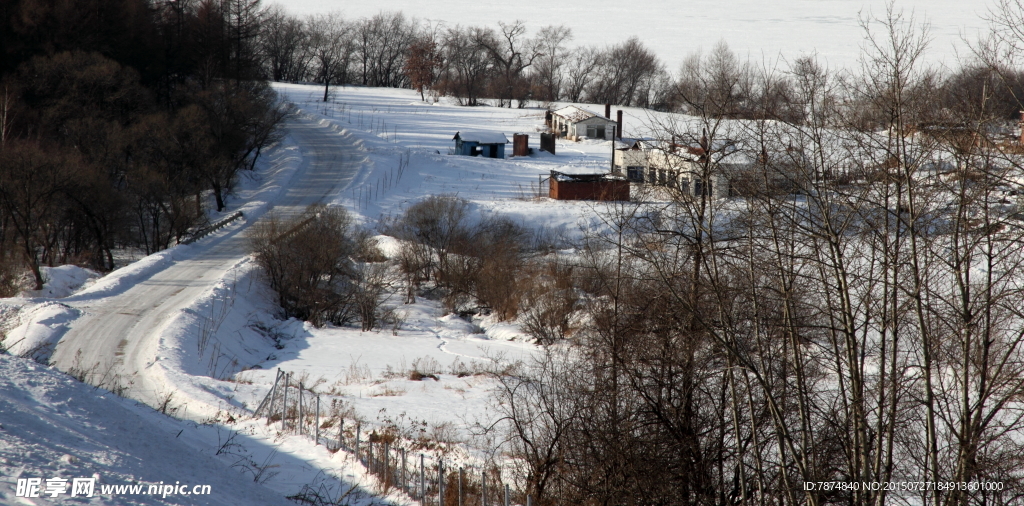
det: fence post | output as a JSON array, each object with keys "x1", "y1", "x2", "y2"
[
  {"x1": 420, "y1": 454, "x2": 425, "y2": 503},
  {"x1": 298, "y1": 381, "x2": 304, "y2": 435},
  {"x1": 439, "y1": 460, "x2": 445, "y2": 506},
  {"x1": 355, "y1": 424, "x2": 361, "y2": 462},
  {"x1": 255, "y1": 369, "x2": 281, "y2": 421},
  {"x1": 504, "y1": 484, "x2": 509, "y2": 506},
  {"x1": 458, "y1": 467, "x2": 463, "y2": 506},
  {"x1": 527, "y1": 496, "x2": 532, "y2": 506},
  {"x1": 338, "y1": 419, "x2": 344, "y2": 452},
  {"x1": 315, "y1": 395, "x2": 320, "y2": 445},
  {"x1": 482, "y1": 472, "x2": 487, "y2": 506},
  {"x1": 384, "y1": 441, "x2": 390, "y2": 488},
  {"x1": 401, "y1": 448, "x2": 407, "y2": 493},
  {"x1": 281, "y1": 373, "x2": 289, "y2": 431}
]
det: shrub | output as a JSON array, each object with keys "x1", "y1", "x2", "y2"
[
  {"x1": 520, "y1": 258, "x2": 579, "y2": 344},
  {"x1": 249, "y1": 204, "x2": 359, "y2": 327}
]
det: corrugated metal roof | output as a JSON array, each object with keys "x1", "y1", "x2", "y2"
[
  {"x1": 453, "y1": 131, "x2": 509, "y2": 144},
  {"x1": 552, "y1": 105, "x2": 609, "y2": 123}
]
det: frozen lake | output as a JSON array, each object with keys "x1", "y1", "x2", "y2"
[{"x1": 274, "y1": 0, "x2": 989, "y2": 70}]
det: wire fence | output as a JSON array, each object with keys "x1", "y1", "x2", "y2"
[
  {"x1": 253, "y1": 369, "x2": 531, "y2": 506},
  {"x1": 351, "y1": 150, "x2": 411, "y2": 210}
]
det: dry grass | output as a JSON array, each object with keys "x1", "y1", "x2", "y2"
[{"x1": 370, "y1": 384, "x2": 407, "y2": 397}]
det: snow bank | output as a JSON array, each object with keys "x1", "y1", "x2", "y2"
[
  {"x1": 2, "y1": 302, "x2": 80, "y2": 362},
  {"x1": 22, "y1": 265, "x2": 101, "y2": 299},
  {"x1": 0, "y1": 354, "x2": 293, "y2": 505}
]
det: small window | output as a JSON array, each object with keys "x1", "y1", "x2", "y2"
[{"x1": 627, "y1": 166, "x2": 644, "y2": 182}]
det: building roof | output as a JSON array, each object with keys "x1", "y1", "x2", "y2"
[
  {"x1": 453, "y1": 131, "x2": 509, "y2": 144},
  {"x1": 616, "y1": 138, "x2": 650, "y2": 150},
  {"x1": 550, "y1": 169, "x2": 623, "y2": 182},
  {"x1": 551, "y1": 106, "x2": 614, "y2": 124}
]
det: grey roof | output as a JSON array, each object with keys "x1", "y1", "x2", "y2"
[
  {"x1": 454, "y1": 131, "x2": 509, "y2": 144},
  {"x1": 552, "y1": 106, "x2": 614, "y2": 124}
]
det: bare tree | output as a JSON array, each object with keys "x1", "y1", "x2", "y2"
[
  {"x1": 0, "y1": 141, "x2": 75, "y2": 289},
  {"x1": 475, "y1": 21, "x2": 543, "y2": 107},
  {"x1": 588, "y1": 37, "x2": 663, "y2": 107},
  {"x1": 563, "y1": 45, "x2": 602, "y2": 103},
  {"x1": 259, "y1": 5, "x2": 311, "y2": 82},
  {"x1": 249, "y1": 204, "x2": 360, "y2": 327},
  {"x1": 354, "y1": 12, "x2": 417, "y2": 88},
  {"x1": 438, "y1": 26, "x2": 492, "y2": 106},
  {"x1": 306, "y1": 13, "x2": 353, "y2": 102},
  {"x1": 532, "y1": 25, "x2": 573, "y2": 102}
]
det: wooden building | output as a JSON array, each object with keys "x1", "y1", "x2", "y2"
[
  {"x1": 549, "y1": 170, "x2": 630, "y2": 201},
  {"x1": 453, "y1": 131, "x2": 508, "y2": 158}
]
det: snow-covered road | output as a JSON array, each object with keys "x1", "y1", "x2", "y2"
[{"x1": 48, "y1": 113, "x2": 363, "y2": 413}]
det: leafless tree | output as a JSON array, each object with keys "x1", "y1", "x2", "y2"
[
  {"x1": 562, "y1": 45, "x2": 602, "y2": 103},
  {"x1": 474, "y1": 21, "x2": 542, "y2": 107},
  {"x1": 249, "y1": 204, "x2": 361, "y2": 327},
  {"x1": 354, "y1": 12, "x2": 418, "y2": 88},
  {"x1": 306, "y1": 13, "x2": 353, "y2": 102},
  {"x1": 532, "y1": 25, "x2": 573, "y2": 102},
  {"x1": 259, "y1": 5, "x2": 311, "y2": 82},
  {"x1": 588, "y1": 37, "x2": 664, "y2": 107},
  {"x1": 437, "y1": 26, "x2": 492, "y2": 106}
]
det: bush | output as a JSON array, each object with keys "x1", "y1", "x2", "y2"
[
  {"x1": 470, "y1": 216, "x2": 531, "y2": 319},
  {"x1": 388, "y1": 196, "x2": 535, "y2": 318},
  {"x1": 389, "y1": 194, "x2": 471, "y2": 285},
  {"x1": 520, "y1": 258, "x2": 579, "y2": 344},
  {"x1": 249, "y1": 204, "x2": 360, "y2": 327}
]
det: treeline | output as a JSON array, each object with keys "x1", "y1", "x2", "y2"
[
  {"x1": 254, "y1": 9, "x2": 668, "y2": 108},
  {"x1": 257, "y1": 6, "x2": 1024, "y2": 124},
  {"x1": 0, "y1": 0, "x2": 283, "y2": 291}
]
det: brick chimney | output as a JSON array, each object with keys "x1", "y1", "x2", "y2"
[
  {"x1": 616, "y1": 110, "x2": 623, "y2": 139},
  {"x1": 604, "y1": 103, "x2": 611, "y2": 119}
]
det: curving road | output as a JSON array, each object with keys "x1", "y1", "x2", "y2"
[{"x1": 49, "y1": 113, "x2": 362, "y2": 411}]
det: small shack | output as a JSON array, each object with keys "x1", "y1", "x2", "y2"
[
  {"x1": 549, "y1": 170, "x2": 630, "y2": 201},
  {"x1": 453, "y1": 131, "x2": 508, "y2": 158},
  {"x1": 549, "y1": 106, "x2": 617, "y2": 141}
]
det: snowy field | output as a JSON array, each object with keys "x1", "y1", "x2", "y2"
[
  {"x1": 276, "y1": 0, "x2": 987, "y2": 70},
  {"x1": 280, "y1": 83, "x2": 659, "y2": 233}
]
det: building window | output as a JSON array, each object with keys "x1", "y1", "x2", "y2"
[
  {"x1": 626, "y1": 166, "x2": 644, "y2": 182},
  {"x1": 586, "y1": 125, "x2": 606, "y2": 139},
  {"x1": 694, "y1": 180, "x2": 712, "y2": 196}
]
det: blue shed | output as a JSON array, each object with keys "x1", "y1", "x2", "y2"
[{"x1": 453, "y1": 131, "x2": 508, "y2": 158}]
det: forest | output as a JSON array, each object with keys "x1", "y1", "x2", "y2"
[{"x1": 0, "y1": 0, "x2": 283, "y2": 290}]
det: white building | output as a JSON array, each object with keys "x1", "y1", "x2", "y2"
[
  {"x1": 550, "y1": 106, "x2": 617, "y2": 141},
  {"x1": 613, "y1": 138, "x2": 739, "y2": 199}
]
